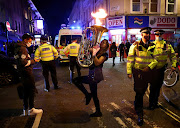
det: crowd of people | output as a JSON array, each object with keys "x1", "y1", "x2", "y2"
[{"x1": 4, "y1": 27, "x2": 180, "y2": 126}]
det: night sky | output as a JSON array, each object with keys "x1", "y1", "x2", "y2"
[{"x1": 32, "y1": 0, "x2": 76, "y2": 37}]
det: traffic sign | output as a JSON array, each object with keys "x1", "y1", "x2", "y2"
[{"x1": 6, "y1": 21, "x2": 11, "y2": 31}]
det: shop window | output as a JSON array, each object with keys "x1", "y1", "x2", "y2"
[
  {"x1": 166, "y1": 0, "x2": 175, "y2": 14},
  {"x1": 132, "y1": 0, "x2": 140, "y2": 12},
  {"x1": 150, "y1": 0, "x2": 158, "y2": 13}
]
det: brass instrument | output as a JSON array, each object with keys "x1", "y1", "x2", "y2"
[{"x1": 77, "y1": 25, "x2": 108, "y2": 67}]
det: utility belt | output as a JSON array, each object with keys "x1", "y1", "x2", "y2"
[{"x1": 132, "y1": 68, "x2": 152, "y2": 83}]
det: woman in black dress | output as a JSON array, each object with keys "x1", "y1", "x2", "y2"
[{"x1": 73, "y1": 39, "x2": 109, "y2": 117}]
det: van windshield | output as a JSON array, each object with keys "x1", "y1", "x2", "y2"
[{"x1": 60, "y1": 35, "x2": 82, "y2": 46}]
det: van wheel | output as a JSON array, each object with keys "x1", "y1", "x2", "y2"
[{"x1": 0, "y1": 71, "x2": 14, "y2": 86}]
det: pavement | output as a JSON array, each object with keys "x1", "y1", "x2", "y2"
[{"x1": 0, "y1": 57, "x2": 180, "y2": 127}]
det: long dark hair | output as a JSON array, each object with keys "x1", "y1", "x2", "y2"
[{"x1": 96, "y1": 39, "x2": 109, "y2": 58}]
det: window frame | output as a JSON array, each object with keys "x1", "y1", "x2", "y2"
[
  {"x1": 166, "y1": 0, "x2": 176, "y2": 14},
  {"x1": 131, "y1": 0, "x2": 142, "y2": 13},
  {"x1": 149, "y1": 0, "x2": 159, "y2": 14}
]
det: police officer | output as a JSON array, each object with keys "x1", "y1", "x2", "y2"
[
  {"x1": 127, "y1": 27, "x2": 157, "y2": 126},
  {"x1": 34, "y1": 36, "x2": 59, "y2": 92},
  {"x1": 14, "y1": 33, "x2": 43, "y2": 116},
  {"x1": 149, "y1": 30, "x2": 177, "y2": 109},
  {"x1": 63, "y1": 39, "x2": 81, "y2": 83}
]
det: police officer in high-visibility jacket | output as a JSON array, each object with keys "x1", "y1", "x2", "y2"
[
  {"x1": 34, "y1": 36, "x2": 59, "y2": 92},
  {"x1": 63, "y1": 39, "x2": 81, "y2": 83},
  {"x1": 149, "y1": 30, "x2": 177, "y2": 110},
  {"x1": 127, "y1": 27, "x2": 157, "y2": 126}
]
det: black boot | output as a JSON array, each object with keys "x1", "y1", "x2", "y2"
[
  {"x1": 148, "y1": 104, "x2": 159, "y2": 110},
  {"x1": 90, "y1": 111, "x2": 102, "y2": 117},
  {"x1": 137, "y1": 115, "x2": 143, "y2": 126}
]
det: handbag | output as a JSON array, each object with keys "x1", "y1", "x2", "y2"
[{"x1": 17, "y1": 85, "x2": 24, "y2": 99}]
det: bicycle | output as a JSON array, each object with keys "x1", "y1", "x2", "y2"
[{"x1": 163, "y1": 57, "x2": 180, "y2": 87}]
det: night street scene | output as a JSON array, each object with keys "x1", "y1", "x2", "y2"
[{"x1": 1, "y1": 0, "x2": 180, "y2": 128}]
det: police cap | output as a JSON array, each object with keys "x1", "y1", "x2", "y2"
[
  {"x1": 140, "y1": 27, "x2": 152, "y2": 34},
  {"x1": 40, "y1": 35, "x2": 48, "y2": 42},
  {"x1": 154, "y1": 30, "x2": 165, "y2": 35},
  {"x1": 22, "y1": 33, "x2": 33, "y2": 40}
]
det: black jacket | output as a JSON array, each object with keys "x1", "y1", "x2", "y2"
[{"x1": 14, "y1": 41, "x2": 35, "y2": 73}]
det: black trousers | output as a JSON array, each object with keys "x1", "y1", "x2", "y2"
[
  {"x1": 120, "y1": 50, "x2": 124, "y2": 61},
  {"x1": 21, "y1": 71, "x2": 35, "y2": 110},
  {"x1": 73, "y1": 76, "x2": 100, "y2": 112},
  {"x1": 133, "y1": 69, "x2": 151, "y2": 116},
  {"x1": 41, "y1": 60, "x2": 58, "y2": 90},
  {"x1": 69, "y1": 56, "x2": 81, "y2": 77},
  {"x1": 149, "y1": 67, "x2": 165, "y2": 106},
  {"x1": 112, "y1": 57, "x2": 115, "y2": 65}
]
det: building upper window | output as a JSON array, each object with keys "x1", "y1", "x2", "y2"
[
  {"x1": 166, "y1": 0, "x2": 175, "y2": 14},
  {"x1": 150, "y1": 0, "x2": 158, "y2": 12},
  {"x1": 132, "y1": 0, "x2": 140, "y2": 12}
]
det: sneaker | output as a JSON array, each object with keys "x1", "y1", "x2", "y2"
[
  {"x1": 28, "y1": 108, "x2": 43, "y2": 116},
  {"x1": 44, "y1": 89, "x2": 49, "y2": 92},
  {"x1": 20, "y1": 109, "x2": 28, "y2": 116},
  {"x1": 90, "y1": 111, "x2": 102, "y2": 117}
]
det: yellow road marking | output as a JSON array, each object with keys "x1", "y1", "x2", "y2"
[{"x1": 145, "y1": 86, "x2": 180, "y2": 123}]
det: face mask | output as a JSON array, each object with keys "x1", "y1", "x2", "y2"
[
  {"x1": 26, "y1": 42, "x2": 32, "y2": 47},
  {"x1": 156, "y1": 36, "x2": 162, "y2": 41}
]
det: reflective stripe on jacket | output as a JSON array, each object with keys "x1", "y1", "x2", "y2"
[
  {"x1": 64, "y1": 42, "x2": 80, "y2": 57},
  {"x1": 153, "y1": 40, "x2": 177, "y2": 69},
  {"x1": 127, "y1": 40, "x2": 157, "y2": 75},
  {"x1": 34, "y1": 43, "x2": 58, "y2": 62}
]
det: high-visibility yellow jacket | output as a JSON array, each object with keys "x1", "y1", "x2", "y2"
[
  {"x1": 127, "y1": 40, "x2": 157, "y2": 75},
  {"x1": 153, "y1": 40, "x2": 177, "y2": 69},
  {"x1": 63, "y1": 42, "x2": 80, "y2": 57},
  {"x1": 34, "y1": 43, "x2": 58, "y2": 62}
]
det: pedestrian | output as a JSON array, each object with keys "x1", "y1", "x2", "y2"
[
  {"x1": 110, "y1": 42, "x2": 117, "y2": 66},
  {"x1": 119, "y1": 41, "x2": 125, "y2": 61},
  {"x1": 14, "y1": 33, "x2": 43, "y2": 116},
  {"x1": 127, "y1": 27, "x2": 157, "y2": 126},
  {"x1": 148, "y1": 30, "x2": 177, "y2": 110},
  {"x1": 73, "y1": 39, "x2": 109, "y2": 117},
  {"x1": 175, "y1": 39, "x2": 180, "y2": 57},
  {"x1": 125, "y1": 39, "x2": 131, "y2": 56},
  {"x1": 63, "y1": 39, "x2": 81, "y2": 84},
  {"x1": 34, "y1": 36, "x2": 59, "y2": 92}
]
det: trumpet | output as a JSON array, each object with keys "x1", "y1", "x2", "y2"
[{"x1": 77, "y1": 25, "x2": 108, "y2": 68}]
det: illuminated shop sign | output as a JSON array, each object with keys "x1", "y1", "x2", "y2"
[
  {"x1": 37, "y1": 20, "x2": 44, "y2": 29},
  {"x1": 107, "y1": 16, "x2": 125, "y2": 29},
  {"x1": 149, "y1": 16, "x2": 177, "y2": 28},
  {"x1": 128, "y1": 16, "x2": 149, "y2": 28}
]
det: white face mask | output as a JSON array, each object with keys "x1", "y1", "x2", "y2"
[
  {"x1": 156, "y1": 36, "x2": 162, "y2": 41},
  {"x1": 26, "y1": 42, "x2": 32, "y2": 47}
]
